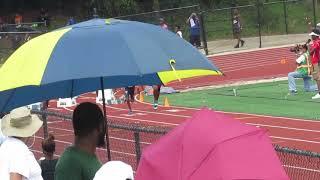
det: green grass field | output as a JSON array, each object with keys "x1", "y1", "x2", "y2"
[{"x1": 146, "y1": 80, "x2": 320, "y2": 120}]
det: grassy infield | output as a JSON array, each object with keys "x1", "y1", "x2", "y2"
[{"x1": 147, "y1": 80, "x2": 320, "y2": 120}]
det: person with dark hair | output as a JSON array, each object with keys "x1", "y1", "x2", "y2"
[
  {"x1": 187, "y1": 13, "x2": 201, "y2": 47},
  {"x1": 159, "y1": 18, "x2": 168, "y2": 30},
  {"x1": 125, "y1": 86, "x2": 135, "y2": 114},
  {"x1": 55, "y1": 102, "x2": 105, "y2": 180},
  {"x1": 232, "y1": 9, "x2": 245, "y2": 48},
  {"x1": 288, "y1": 44, "x2": 317, "y2": 94},
  {"x1": 175, "y1": 25, "x2": 183, "y2": 38},
  {"x1": 67, "y1": 16, "x2": 76, "y2": 26},
  {"x1": 152, "y1": 85, "x2": 161, "y2": 110},
  {"x1": 39, "y1": 134, "x2": 58, "y2": 180}
]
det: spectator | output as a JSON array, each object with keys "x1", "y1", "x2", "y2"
[
  {"x1": 309, "y1": 29, "x2": 320, "y2": 99},
  {"x1": 55, "y1": 102, "x2": 105, "y2": 180},
  {"x1": 14, "y1": 13, "x2": 22, "y2": 25},
  {"x1": 159, "y1": 18, "x2": 168, "y2": 30},
  {"x1": 316, "y1": 23, "x2": 320, "y2": 34},
  {"x1": 125, "y1": 86, "x2": 135, "y2": 114},
  {"x1": 186, "y1": 13, "x2": 201, "y2": 48},
  {"x1": 232, "y1": 9, "x2": 245, "y2": 48},
  {"x1": 0, "y1": 115, "x2": 7, "y2": 146},
  {"x1": 175, "y1": 25, "x2": 183, "y2": 38},
  {"x1": 152, "y1": 85, "x2": 161, "y2": 110},
  {"x1": 39, "y1": 8, "x2": 50, "y2": 27},
  {"x1": 288, "y1": 44, "x2": 317, "y2": 94},
  {"x1": 67, "y1": 16, "x2": 76, "y2": 26},
  {"x1": 39, "y1": 134, "x2": 58, "y2": 180},
  {"x1": 93, "y1": 161, "x2": 134, "y2": 180},
  {"x1": 0, "y1": 107, "x2": 43, "y2": 180}
]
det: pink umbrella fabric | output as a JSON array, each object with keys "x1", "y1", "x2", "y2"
[{"x1": 136, "y1": 108, "x2": 289, "y2": 180}]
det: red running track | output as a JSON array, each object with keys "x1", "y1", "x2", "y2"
[{"x1": 170, "y1": 47, "x2": 296, "y2": 90}]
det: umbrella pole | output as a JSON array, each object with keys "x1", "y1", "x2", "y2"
[{"x1": 100, "y1": 77, "x2": 111, "y2": 161}]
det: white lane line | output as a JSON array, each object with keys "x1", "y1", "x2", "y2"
[
  {"x1": 234, "y1": 117, "x2": 258, "y2": 120},
  {"x1": 136, "y1": 98, "x2": 320, "y2": 123},
  {"x1": 221, "y1": 62, "x2": 286, "y2": 72},
  {"x1": 283, "y1": 165, "x2": 320, "y2": 173},
  {"x1": 45, "y1": 127, "x2": 152, "y2": 145},
  {"x1": 106, "y1": 105, "x2": 190, "y2": 118},
  {"x1": 208, "y1": 45, "x2": 292, "y2": 57},
  {"x1": 271, "y1": 136, "x2": 320, "y2": 144},
  {"x1": 247, "y1": 123, "x2": 320, "y2": 133},
  {"x1": 47, "y1": 121, "x2": 64, "y2": 124}
]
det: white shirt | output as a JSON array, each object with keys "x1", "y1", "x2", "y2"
[
  {"x1": 296, "y1": 54, "x2": 306, "y2": 64},
  {"x1": 0, "y1": 118, "x2": 7, "y2": 145},
  {"x1": 176, "y1": 31, "x2": 183, "y2": 38},
  {"x1": 0, "y1": 137, "x2": 43, "y2": 180},
  {"x1": 189, "y1": 18, "x2": 196, "y2": 27}
]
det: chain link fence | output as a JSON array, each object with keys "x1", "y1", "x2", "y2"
[
  {"x1": 32, "y1": 109, "x2": 320, "y2": 179},
  {"x1": 0, "y1": 21, "x2": 47, "y2": 66},
  {"x1": 202, "y1": 0, "x2": 319, "y2": 52},
  {"x1": 112, "y1": 5, "x2": 209, "y2": 54}
]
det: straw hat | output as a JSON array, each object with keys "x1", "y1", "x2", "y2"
[
  {"x1": 1, "y1": 107, "x2": 43, "y2": 137},
  {"x1": 93, "y1": 161, "x2": 134, "y2": 180}
]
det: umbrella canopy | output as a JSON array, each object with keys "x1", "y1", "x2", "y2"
[
  {"x1": 0, "y1": 19, "x2": 221, "y2": 112},
  {"x1": 136, "y1": 108, "x2": 289, "y2": 180}
]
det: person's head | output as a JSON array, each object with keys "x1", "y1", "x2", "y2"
[
  {"x1": 175, "y1": 25, "x2": 181, "y2": 31},
  {"x1": 42, "y1": 134, "x2": 56, "y2": 158},
  {"x1": 233, "y1": 9, "x2": 239, "y2": 15},
  {"x1": 1, "y1": 107, "x2": 43, "y2": 143},
  {"x1": 301, "y1": 44, "x2": 308, "y2": 53},
  {"x1": 159, "y1": 18, "x2": 165, "y2": 25},
  {"x1": 310, "y1": 29, "x2": 320, "y2": 40},
  {"x1": 72, "y1": 102, "x2": 106, "y2": 148}
]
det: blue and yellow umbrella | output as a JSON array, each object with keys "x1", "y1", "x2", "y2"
[{"x1": 0, "y1": 19, "x2": 221, "y2": 112}]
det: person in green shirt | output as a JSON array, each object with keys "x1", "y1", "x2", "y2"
[
  {"x1": 55, "y1": 102, "x2": 106, "y2": 180},
  {"x1": 288, "y1": 44, "x2": 318, "y2": 94}
]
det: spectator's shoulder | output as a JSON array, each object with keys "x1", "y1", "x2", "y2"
[
  {"x1": 55, "y1": 147, "x2": 82, "y2": 180},
  {"x1": 56, "y1": 147, "x2": 78, "y2": 167}
]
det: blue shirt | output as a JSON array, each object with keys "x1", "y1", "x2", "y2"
[{"x1": 67, "y1": 18, "x2": 76, "y2": 25}]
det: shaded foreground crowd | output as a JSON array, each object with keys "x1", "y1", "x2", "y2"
[{"x1": 0, "y1": 103, "x2": 134, "y2": 180}]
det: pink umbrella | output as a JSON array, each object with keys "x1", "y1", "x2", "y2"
[{"x1": 136, "y1": 108, "x2": 289, "y2": 180}]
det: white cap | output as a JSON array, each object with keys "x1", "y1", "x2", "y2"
[
  {"x1": 93, "y1": 161, "x2": 134, "y2": 180},
  {"x1": 309, "y1": 32, "x2": 319, "y2": 37}
]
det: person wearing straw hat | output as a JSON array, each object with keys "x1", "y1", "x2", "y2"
[
  {"x1": 0, "y1": 113, "x2": 8, "y2": 145},
  {"x1": 0, "y1": 107, "x2": 43, "y2": 180}
]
